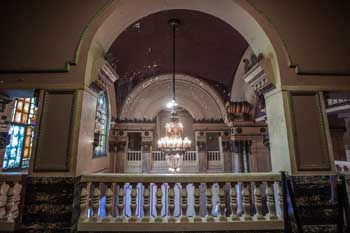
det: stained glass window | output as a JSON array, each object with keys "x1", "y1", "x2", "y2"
[
  {"x1": 3, "y1": 98, "x2": 37, "y2": 169},
  {"x1": 93, "y1": 91, "x2": 109, "y2": 157}
]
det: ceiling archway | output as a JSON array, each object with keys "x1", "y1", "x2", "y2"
[{"x1": 119, "y1": 74, "x2": 227, "y2": 121}]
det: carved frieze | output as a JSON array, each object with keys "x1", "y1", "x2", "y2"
[
  {"x1": 225, "y1": 101, "x2": 251, "y2": 121},
  {"x1": 243, "y1": 55, "x2": 275, "y2": 112}
]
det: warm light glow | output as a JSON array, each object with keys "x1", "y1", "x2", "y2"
[
  {"x1": 166, "y1": 153, "x2": 183, "y2": 173},
  {"x1": 166, "y1": 99, "x2": 178, "y2": 109}
]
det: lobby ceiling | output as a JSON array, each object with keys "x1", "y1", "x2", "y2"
[{"x1": 106, "y1": 9, "x2": 248, "y2": 102}]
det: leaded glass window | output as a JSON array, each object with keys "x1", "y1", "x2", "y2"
[
  {"x1": 3, "y1": 98, "x2": 37, "y2": 169},
  {"x1": 93, "y1": 91, "x2": 109, "y2": 157}
]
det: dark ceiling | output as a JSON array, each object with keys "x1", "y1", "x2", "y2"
[{"x1": 107, "y1": 9, "x2": 248, "y2": 104}]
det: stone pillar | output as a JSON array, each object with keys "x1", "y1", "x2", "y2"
[
  {"x1": 242, "y1": 141, "x2": 251, "y2": 173},
  {"x1": 249, "y1": 137, "x2": 271, "y2": 172},
  {"x1": 222, "y1": 131, "x2": 232, "y2": 172},
  {"x1": 141, "y1": 131, "x2": 153, "y2": 173},
  {"x1": 115, "y1": 137, "x2": 127, "y2": 173},
  {"x1": 265, "y1": 90, "x2": 335, "y2": 175},
  {"x1": 196, "y1": 131, "x2": 207, "y2": 173},
  {"x1": 232, "y1": 141, "x2": 244, "y2": 173}
]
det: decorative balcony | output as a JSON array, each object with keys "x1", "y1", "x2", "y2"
[
  {"x1": 78, "y1": 173, "x2": 283, "y2": 232},
  {"x1": 0, "y1": 173, "x2": 25, "y2": 231}
]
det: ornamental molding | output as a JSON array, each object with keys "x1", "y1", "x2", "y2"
[{"x1": 119, "y1": 74, "x2": 227, "y2": 121}]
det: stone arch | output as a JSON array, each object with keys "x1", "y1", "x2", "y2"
[
  {"x1": 119, "y1": 74, "x2": 227, "y2": 121},
  {"x1": 78, "y1": 0, "x2": 290, "y2": 90}
]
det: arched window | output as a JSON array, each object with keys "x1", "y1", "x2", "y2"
[
  {"x1": 93, "y1": 91, "x2": 109, "y2": 157},
  {"x1": 3, "y1": 98, "x2": 37, "y2": 169}
]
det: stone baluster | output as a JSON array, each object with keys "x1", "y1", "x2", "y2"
[
  {"x1": 129, "y1": 184, "x2": 138, "y2": 222},
  {"x1": 266, "y1": 182, "x2": 277, "y2": 220},
  {"x1": 117, "y1": 184, "x2": 125, "y2": 222},
  {"x1": 142, "y1": 184, "x2": 150, "y2": 222},
  {"x1": 5, "y1": 184, "x2": 14, "y2": 221},
  {"x1": 219, "y1": 183, "x2": 227, "y2": 222},
  {"x1": 254, "y1": 182, "x2": 264, "y2": 220},
  {"x1": 206, "y1": 183, "x2": 214, "y2": 222},
  {"x1": 278, "y1": 182, "x2": 283, "y2": 220},
  {"x1": 180, "y1": 184, "x2": 188, "y2": 223},
  {"x1": 194, "y1": 183, "x2": 202, "y2": 222},
  {"x1": 79, "y1": 184, "x2": 89, "y2": 222},
  {"x1": 168, "y1": 183, "x2": 175, "y2": 223},
  {"x1": 241, "y1": 183, "x2": 252, "y2": 221},
  {"x1": 0, "y1": 182, "x2": 9, "y2": 219},
  {"x1": 104, "y1": 183, "x2": 114, "y2": 222},
  {"x1": 230, "y1": 183, "x2": 239, "y2": 221},
  {"x1": 11, "y1": 182, "x2": 22, "y2": 220},
  {"x1": 91, "y1": 184, "x2": 101, "y2": 222},
  {"x1": 155, "y1": 184, "x2": 163, "y2": 223}
]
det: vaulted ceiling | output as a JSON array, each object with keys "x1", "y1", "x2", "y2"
[{"x1": 106, "y1": 9, "x2": 248, "y2": 104}]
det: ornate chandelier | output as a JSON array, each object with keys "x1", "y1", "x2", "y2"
[{"x1": 157, "y1": 18, "x2": 191, "y2": 172}]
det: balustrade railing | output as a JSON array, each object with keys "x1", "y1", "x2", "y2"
[
  {"x1": 335, "y1": 160, "x2": 350, "y2": 173},
  {"x1": 78, "y1": 173, "x2": 283, "y2": 232},
  {"x1": 152, "y1": 151, "x2": 165, "y2": 162},
  {"x1": 183, "y1": 151, "x2": 197, "y2": 163},
  {"x1": 208, "y1": 151, "x2": 221, "y2": 161},
  {"x1": 127, "y1": 151, "x2": 142, "y2": 173},
  {"x1": 127, "y1": 151, "x2": 142, "y2": 161},
  {"x1": 0, "y1": 173, "x2": 25, "y2": 231}
]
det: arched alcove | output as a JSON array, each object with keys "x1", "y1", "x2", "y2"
[{"x1": 119, "y1": 74, "x2": 227, "y2": 121}]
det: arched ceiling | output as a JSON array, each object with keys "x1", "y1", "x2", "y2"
[
  {"x1": 119, "y1": 74, "x2": 227, "y2": 121},
  {"x1": 106, "y1": 9, "x2": 248, "y2": 104}
]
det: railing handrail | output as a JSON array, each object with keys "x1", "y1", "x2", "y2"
[
  {"x1": 80, "y1": 172, "x2": 281, "y2": 183},
  {"x1": 127, "y1": 150, "x2": 142, "y2": 153},
  {"x1": 0, "y1": 172, "x2": 26, "y2": 181}
]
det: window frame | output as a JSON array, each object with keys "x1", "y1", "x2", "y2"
[
  {"x1": 93, "y1": 90, "x2": 110, "y2": 158},
  {"x1": 3, "y1": 98, "x2": 37, "y2": 171}
]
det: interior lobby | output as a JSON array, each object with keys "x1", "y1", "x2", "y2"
[{"x1": 0, "y1": 1, "x2": 349, "y2": 232}]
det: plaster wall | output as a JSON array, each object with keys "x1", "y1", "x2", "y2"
[
  {"x1": 0, "y1": 0, "x2": 349, "y2": 91},
  {"x1": 75, "y1": 90, "x2": 109, "y2": 175}
]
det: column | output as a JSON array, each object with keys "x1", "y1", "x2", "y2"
[
  {"x1": 116, "y1": 140, "x2": 127, "y2": 173},
  {"x1": 242, "y1": 141, "x2": 250, "y2": 173},
  {"x1": 249, "y1": 137, "x2": 271, "y2": 172},
  {"x1": 196, "y1": 131, "x2": 207, "y2": 173},
  {"x1": 232, "y1": 141, "x2": 243, "y2": 173},
  {"x1": 141, "y1": 138, "x2": 152, "y2": 173},
  {"x1": 222, "y1": 131, "x2": 232, "y2": 172}
]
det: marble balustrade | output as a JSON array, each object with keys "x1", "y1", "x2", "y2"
[
  {"x1": 78, "y1": 173, "x2": 283, "y2": 232},
  {"x1": 0, "y1": 173, "x2": 25, "y2": 231}
]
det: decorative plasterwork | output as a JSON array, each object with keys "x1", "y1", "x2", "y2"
[
  {"x1": 89, "y1": 62, "x2": 119, "y2": 94},
  {"x1": 230, "y1": 121, "x2": 268, "y2": 141},
  {"x1": 192, "y1": 123, "x2": 229, "y2": 132},
  {"x1": 119, "y1": 74, "x2": 227, "y2": 121},
  {"x1": 112, "y1": 122, "x2": 156, "y2": 132},
  {"x1": 243, "y1": 57, "x2": 275, "y2": 112},
  {"x1": 225, "y1": 101, "x2": 252, "y2": 121},
  {"x1": 100, "y1": 63, "x2": 119, "y2": 83}
]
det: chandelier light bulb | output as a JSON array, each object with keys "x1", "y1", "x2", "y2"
[{"x1": 166, "y1": 99, "x2": 177, "y2": 109}]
